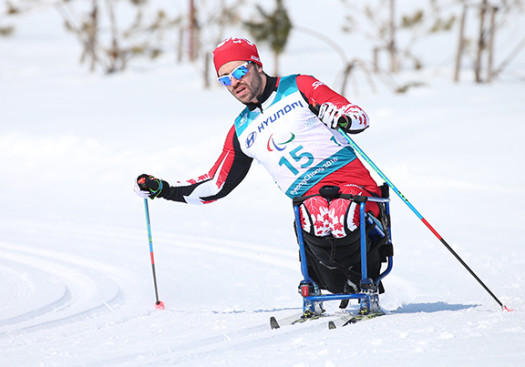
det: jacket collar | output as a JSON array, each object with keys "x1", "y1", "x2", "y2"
[{"x1": 245, "y1": 75, "x2": 278, "y2": 111}]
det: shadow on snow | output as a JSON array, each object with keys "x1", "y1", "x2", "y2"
[{"x1": 393, "y1": 302, "x2": 479, "y2": 314}]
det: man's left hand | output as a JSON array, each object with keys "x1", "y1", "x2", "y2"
[{"x1": 318, "y1": 102, "x2": 352, "y2": 131}]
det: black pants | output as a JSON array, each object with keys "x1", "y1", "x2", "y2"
[{"x1": 300, "y1": 226, "x2": 384, "y2": 294}]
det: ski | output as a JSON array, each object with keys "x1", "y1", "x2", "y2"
[
  {"x1": 269, "y1": 311, "x2": 327, "y2": 329},
  {"x1": 271, "y1": 307, "x2": 386, "y2": 330},
  {"x1": 328, "y1": 310, "x2": 385, "y2": 329}
]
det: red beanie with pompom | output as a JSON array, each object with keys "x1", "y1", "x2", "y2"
[{"x1": 212, "y1": 37, "x2": 262, "y2": 74}]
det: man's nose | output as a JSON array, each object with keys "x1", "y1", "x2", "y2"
[{"x1": 230, "y1": 77, "x2": 241, "y2": 88}]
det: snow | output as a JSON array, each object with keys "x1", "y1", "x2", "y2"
[{"x1": 1, "y1": 2, "x2": 525, "y2": 366}]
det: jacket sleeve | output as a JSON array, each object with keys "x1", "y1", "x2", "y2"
[
  {"x1": 164, "y1": 124, "x2": 253, "y2": 204},
  {"x1": 296, "y1": 74, "x2": 370, "y2": 134}
]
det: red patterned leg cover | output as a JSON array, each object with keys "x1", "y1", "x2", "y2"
[
  {"x1": 299, "y1": 196, "x2": 330, "y2": 237},
  {"x1": 328, "y1": 185, "x2": 380, "y2": 238}
]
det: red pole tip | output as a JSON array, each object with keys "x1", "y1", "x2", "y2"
[
  {"x1": 155, "y1": 301, "x2": 165, "y2": 310},
  {"x1": 502, "y1": 305, "x2": 513, "y2": 312}
]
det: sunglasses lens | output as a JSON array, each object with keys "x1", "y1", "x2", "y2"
[
  {"x1": 231, "y1": 65, "x2": 249, "y2": 80},
  {"x1": 218, "y1": 76, "x2": 232, "y2": 86},
  {"x1": 217, "y1": 62, "x2": 250, "y2": 86}
]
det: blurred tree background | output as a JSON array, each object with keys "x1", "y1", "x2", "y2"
[
  {"x1": 243, "y1": 0, "x2": 291, "y2": 76},
  {"x1": 1, "y1": 0, "x2": 524, "y2": 92}
]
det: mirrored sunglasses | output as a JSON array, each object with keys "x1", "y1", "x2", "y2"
[{"x1": 217, "y1": 61, "x2": 252, "y2": 86}]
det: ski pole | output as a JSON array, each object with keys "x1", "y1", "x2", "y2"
[
  {"x1": 337, "y1": 127, "x2": 511, "y2": 311},
  {"x1": 143, "y1": 198, "x2": 165, "y2": 310}
]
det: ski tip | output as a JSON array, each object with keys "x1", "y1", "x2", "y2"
[
  {"x1": 155, "y1": 301, "x2": 165, "y2": 310},
  {"x1": 328, "y1": 321, "x2": 336, "y2": 330},
  {"x1": 341, "y1": 318, "x2": 357, "y2": 327},
  {"x1": 270, "y1": 316, "x2": 280, "y2": 329}
]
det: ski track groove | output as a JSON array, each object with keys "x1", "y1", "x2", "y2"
[
  {"x1": 154, "y1": 230, "x2": 299, "y2": 271},
  {"x1": 0, "y1": 241, "x2": 124, "y2": 336},
  {"x1": 0, "y1": 224, "x2": 302, "y2": 357},
  {"x1": 88, "y1": 311, "x2": 337, "y2": 367}
]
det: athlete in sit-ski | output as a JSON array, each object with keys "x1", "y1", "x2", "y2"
[{"x1": 135, "y1": 37, "x2": 382, "y2": 294}]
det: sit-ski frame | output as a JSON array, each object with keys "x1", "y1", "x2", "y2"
[{"x1": 293, "y1": 194, "x2": 394, "y2": 314}]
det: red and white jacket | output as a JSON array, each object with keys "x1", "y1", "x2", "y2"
[{"x1": 162, "y1": 74, "x2": 380, "y2": 204}]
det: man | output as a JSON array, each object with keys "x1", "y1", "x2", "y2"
[{"x1": 135, "y1": 37, "x2": 384, "y2": 305}]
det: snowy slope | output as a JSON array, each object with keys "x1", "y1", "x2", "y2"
[{"x1": 1, "y1": 3, "x2": 525, "y2": 366}]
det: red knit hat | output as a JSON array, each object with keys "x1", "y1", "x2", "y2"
[{"x1": 212, "y1": 37, "x2": 262, "y2": 74}]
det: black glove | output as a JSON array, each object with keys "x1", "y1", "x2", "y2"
[{"x1": 135, "y1": 174, "x2": 169, "y2": 199}]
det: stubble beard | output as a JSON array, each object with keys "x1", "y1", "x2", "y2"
[{"x1": 232, "y1": 71, "x2": 263, "y2": 105}]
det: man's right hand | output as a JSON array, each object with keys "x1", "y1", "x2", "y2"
[{"x1": 134, "y1": 174, "x2": 169, "y2": 199}]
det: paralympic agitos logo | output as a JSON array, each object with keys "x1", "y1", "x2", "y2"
[
  {"x1": 267, "y1": 132, "x2": 295, "y2": 151},
  {"x1": 245, "y1": 131, "x2": 296, "y2": 150}
]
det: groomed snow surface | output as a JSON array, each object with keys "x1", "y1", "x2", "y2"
[{"x1": 1, "y1": 3, "x2": 524, "y2": 366}]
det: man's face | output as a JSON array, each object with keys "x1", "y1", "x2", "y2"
[{"x1": 217, "y1": 60, "x2": 265, "y2": 105}]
